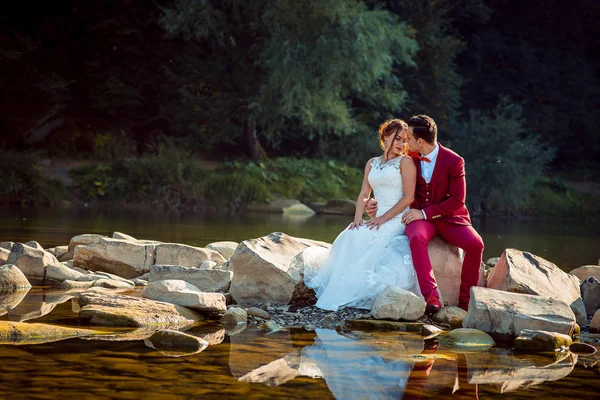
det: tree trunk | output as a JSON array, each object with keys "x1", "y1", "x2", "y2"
[{"x1": 242, "y1": 117, "x2": 267, "y2": 161}]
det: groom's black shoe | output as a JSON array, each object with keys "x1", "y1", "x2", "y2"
[{"x1": 425, "y1": 303, "x2": 441, "y2": 317}]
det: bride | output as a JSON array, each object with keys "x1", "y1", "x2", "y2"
[{"x1": 304, "y1": 119, "x2": 422, "y2": 311}]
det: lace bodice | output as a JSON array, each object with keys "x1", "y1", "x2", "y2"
[{"x1": 368, "y1": 156, "x2": 406, "y2": 218}]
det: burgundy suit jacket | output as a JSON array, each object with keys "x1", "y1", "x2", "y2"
[{"x1": 412, "y1": 144, "x2": 471, "y2": 225}]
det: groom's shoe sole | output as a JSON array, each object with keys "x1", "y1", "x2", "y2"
[{"x1": 425, "y1": 303, "x2": 441, "y2": 317}]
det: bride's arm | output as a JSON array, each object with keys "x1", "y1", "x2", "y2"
[
  {"x1": 349, "y1": 158, "x2": 374, "y2": 229},
  {"x1": 365, "y1": 157, "x2": 416, "y2": 229}
]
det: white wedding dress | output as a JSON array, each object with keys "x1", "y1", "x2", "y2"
[{"x1": 304, "y1": 156, "x2": 422, "y2": 311}]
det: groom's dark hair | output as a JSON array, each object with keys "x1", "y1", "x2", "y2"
[{"x1": 408, "y1": 115, "x2": 437, "y2": 144}]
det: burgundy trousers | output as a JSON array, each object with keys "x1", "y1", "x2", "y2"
[{"x1": 406, "y1": 219, "x2": 484, "y2": 306}]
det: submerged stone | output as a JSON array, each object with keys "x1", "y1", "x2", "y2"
[{"x1": 439, "y1": 328, "x2": 495, "y2": 349}]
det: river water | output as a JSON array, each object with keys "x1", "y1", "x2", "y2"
[{"x1": 0, "y1": 206, "x2": 599, "y2": 399}]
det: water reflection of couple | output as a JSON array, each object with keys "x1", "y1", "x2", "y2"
[
  {"x1": 304, "y1": 115, "x2": 484, "y2": 315},
  {"x1": 303, "y1": 329, "x2": 478, "y2": 400}
]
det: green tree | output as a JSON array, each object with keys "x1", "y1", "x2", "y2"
[
  {"x1": 160, "y1": 0, "x2": 419, "y2": 160},
  {"x1": 452, "y1": 97, "x2": 555, "y2": 215}
]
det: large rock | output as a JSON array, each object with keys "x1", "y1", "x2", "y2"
[
  {"x1": 6, "y1": 242, "x2": 63, "y2": 284},
  {"x1": 486, "y1": 248, "x2": 586, "y2": 326},
  {"x1": 462, "y1": 287, "x2": 577, "y2": 340},
  {"x1": 148, "y1": 265, "x2": 233, "y2": 292},
  {"x1": 0, "y1": 320, "x2": 96, "y2": 345},
  {"x1": 228, "y1": 232, "x2": 330, "y2": 305},
  {"x1": 428, "y1": 236, "x2": 485, "y2": 307},
  {"x1": 0, "y1": 242, "x2": 14, "y2": 251},
  {"x1": 581, "y1": 277, "x2": 600, "y2": 316},
  {"x1": 78, "y1": 289, "x2": 204, "y2": 328},
  {"x1": 73, "y1": 237, "x2": 157, "y2": 278},
  {"x1": 154, "y1": 243, "x2": 226, "y2": 268},
  {"x1": 205, "y1": 241, "x2": 239, "y2": 260},
  {"x1": 569, "y1": 265, "x2": 600, "y2": 281},
  {"x1": 143, "y1": 280, "x2": 226, "y2": 312},
  {"x1": 0, "y1": 264, "x2": 32, "y2": 291},
  {"x1": 371, "y1": 286, "x2": 426, "y2": 321},
  {"x1": 0, "y1": 248, "x2": 9, "y2": 266}
]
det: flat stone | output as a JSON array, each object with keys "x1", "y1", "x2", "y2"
[
  {"x1": 0, "y1": 321, "x2": 95, "y2": 345},
  {"x1": 148, "y1": 265, "x2": 232, "y2": 292},
  {"x1": 78, "y1": 289, "x2": 204, "y2": 328},
  {"x1": 74, "y1": 237, "x2": 157, "y2": 278},
  {"x1": 154, "y1": 243, "x2": 226, "y2": 268},
  {"x1": 143, "y1": 280, "x2": 226, "y2": 312}
]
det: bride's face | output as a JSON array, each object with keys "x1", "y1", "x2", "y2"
[{"x1": 386, "y1": 129, "x2": 406, "y2": 156}]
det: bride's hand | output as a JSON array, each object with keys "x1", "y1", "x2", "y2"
[
  {"x1": 349, "y1": 218, "x2": 364, "y2": 230},
  {"x1": 365, "y1": 215, "x2": 388, "y2": 230}
]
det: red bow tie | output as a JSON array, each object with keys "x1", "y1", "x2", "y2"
[{"x1": 417, "y1": 154, "x2": 431, "y2": 162}]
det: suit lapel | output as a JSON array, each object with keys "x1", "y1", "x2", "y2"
[{"x1": 429, "y1": 143, "x2": 446, "y2": 187}]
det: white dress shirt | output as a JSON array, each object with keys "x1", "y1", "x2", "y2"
[{"x1": 420, "y1": 144, "x2": 439, "y2": 220}]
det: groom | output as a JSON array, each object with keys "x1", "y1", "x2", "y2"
[{"x1": 368, "y1": 115, "x2": 484, "y2": 315}]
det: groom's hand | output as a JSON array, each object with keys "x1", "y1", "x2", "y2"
[
  {"x1": 365, "y1": 198, "x2": 378, "y2": 218},
  {"x1": 402, "y1": 209, "x2": 424, "y2": 225}
]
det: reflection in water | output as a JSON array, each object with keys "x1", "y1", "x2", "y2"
[
  {"x1": 465, "y1": 349, "x2": 578, "y2": 393},
  {"x1": 228, "y1": 327, "x2": 587, "y2": 399},
  {"x1": 7, "y1": 288, "x2": 76, "y2": 322},
  {"x1": 301, "y1": 329, "x2": 415, "y2": 399}
]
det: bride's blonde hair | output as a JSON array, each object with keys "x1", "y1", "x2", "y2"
[{"x1": 378, "y1": 119, "x2": 408, "y2": 158}]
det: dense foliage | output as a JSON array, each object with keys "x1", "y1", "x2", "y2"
[
  {"x1": 1, "y1": 0, "x2": 599, "y2": 215},
  {"x1": 69, "y1": 154, "x2": 362, "y2": 210}
]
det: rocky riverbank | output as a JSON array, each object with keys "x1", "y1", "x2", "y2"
[{"x1": 1, "y1": 231, "x2": 600, "y2": 354}]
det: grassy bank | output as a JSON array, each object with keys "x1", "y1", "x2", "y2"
[
  {"x1": 66, "y1": 150, "x2": 363, "y2": 211},
  {"x1": 2, "y1": 150, "x2": 599, "y2": 219}
]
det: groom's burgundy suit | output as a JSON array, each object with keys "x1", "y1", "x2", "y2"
[{"x1": 406, "y1": 144, "x2": 484, "y2": 308}]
